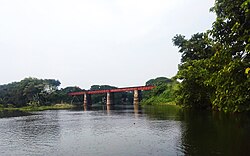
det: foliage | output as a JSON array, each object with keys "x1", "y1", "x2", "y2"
[
  {"x1": 89, "y1": 85, "x2": 133, "y2": 104},
  {"x1": 208, "y1": 0, "x2": 250, "y2": 112},
  {"x1": 173, "y1": 33, "x2": 216, "y2": 109},
  {"x1": 52, "y1": 86, "x2": 83, "y2": 104},
  {"x1": 0, "y1": 77, "x2": 62, "y2": 107},
  {"x1": 142, "y1": 77, "x2": 179, "y2": 105},
  {"x1": 0, "y1": 78, "x2": 136, "y2": 107},
  {"x1": 89, "y1": 85, "x2": 116, "y2": 104},
  {"x1": 146, "y1": 77, "x2": 172, "y2": 86},
  {"x1": 174, "y1": 0, "x2": 250, "y2": 112},
  {"x1": 245, "y1": 68, "x2": 250, "y2": 74}
]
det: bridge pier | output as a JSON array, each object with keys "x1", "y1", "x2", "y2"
[
  {"x1": 133, "y1": 90, "x2": 142, "y2": 104},
  {"x1": 106, "y1": 92, "x2": 114, "y2": 105},
  {"x1": 83, "y1": 93, "x2": 92, "y2": 106}
]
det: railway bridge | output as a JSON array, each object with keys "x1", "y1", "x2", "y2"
[{"x1": 68, "y1": 86, "x2": 155, "y2": 105}]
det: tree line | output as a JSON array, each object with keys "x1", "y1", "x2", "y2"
[
  {"x1": 0, "y1": 77, "x2": 136, "y2": 108},
  {"x1": 142, "y1": 0, "x2": 250, "y2": 113},
  {"x1": 0, "y1": 78, "x2": 81, "y2": 107},
  {"x1": 172, "y1": 0, "x2": 250, "y2": 112}
]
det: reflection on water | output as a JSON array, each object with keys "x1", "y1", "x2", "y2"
[
  {"x1": 179, "y1": 110, "x2": 250, "y2": 156},
  {"x1": 106, "y1": 104, "x2": 111, "y2": 115},
  {"x1": 143, "y1": 105, "x2": 182, "y2": 121},
  {"x1": 133, "y1": 104, "x2": 140, "y2": 118},
  {"x1": 0, "y1": 105, "x2": 250, "y2": 156},
  {"x1": 0, "y1": 110, "x2": 31, "y2": 118}
]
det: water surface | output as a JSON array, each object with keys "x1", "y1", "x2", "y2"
[{"x1": 0, "y1": 105, "x2": 249, "y2": 156}]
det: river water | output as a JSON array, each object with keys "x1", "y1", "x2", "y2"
[{"x1": 0, "y1": 105, "x2": 250, "y2": 156}]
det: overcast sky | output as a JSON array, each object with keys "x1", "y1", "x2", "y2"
[{"x1": 0, "y1": 0, "x2": 215, "y2": 89}]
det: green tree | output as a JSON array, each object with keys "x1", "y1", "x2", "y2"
[
  {"x1": 146, "y1": 77, "x2": 172, "y2": 86},
  {"x1": 173, "y1": 33, "x2": 216, "y2": 109},
  {"x1": 90, "y1": 85, "x2": 117, "y2": 104},
  {"x1": 0, "y1": 77, "x2": 61, "y2": 107},
  {"x1": 208, "y1": 0, "x2": 250, "y2": 112},
  {"x1": 142, "y1": 77, "x2": 179, "y2": 105},
  {"x1": 174, "y1": 0, "x2": 250, "y2": 112},
  {"x1": 51, "y1": 86, "x2": 83, "y2": 104}
]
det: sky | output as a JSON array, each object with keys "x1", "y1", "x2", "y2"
[{"x1": 0, "y1": 0, "x2": 216, "y2": 89}]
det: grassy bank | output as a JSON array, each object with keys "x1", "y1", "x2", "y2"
[
  {"x1": 0, "y1": 103, "x2": 75, "y2": 112},
  {"x1": 141, "y1": 95, "x2": 177, "y2": 106}
]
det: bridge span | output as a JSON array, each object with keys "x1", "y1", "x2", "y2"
[{"x1": 68, "y1": 86, "x2": 155, "y2": 105}]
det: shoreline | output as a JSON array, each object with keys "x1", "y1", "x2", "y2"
[{"x1": 0, "y1": 103, "x2": 75, "y2": 112}]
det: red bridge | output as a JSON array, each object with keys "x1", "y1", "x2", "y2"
[{"x1": 68, "y1": 85, "x2": 155, "y2": 105}]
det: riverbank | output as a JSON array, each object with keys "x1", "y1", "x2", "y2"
[
  {"x1": 141, "y1": 98, "x2": 182, "y2": 112},
  {"x1": 141, "y1": 96, "x2": 177, "y2": 106},
  {"x1": 0, "y1": 103, "x2": 75, "y2": 112}
]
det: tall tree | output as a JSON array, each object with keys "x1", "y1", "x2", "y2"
[
  {"x1": 173, "y1": 33, "x2": 216, "y2": 109},
  {"x1": 0, "y1": 78, "x2": 61, "y2": 107},
  {"x1": 208, "y1": 0, "x2": 250, "y2": 112},
  {"x1": 174, "y1": 0, "x2": 250, "y2": 112}
]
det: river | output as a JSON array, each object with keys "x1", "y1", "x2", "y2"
[{"x1": 0, "y1": 105, "x2": 250, "y2": 156}]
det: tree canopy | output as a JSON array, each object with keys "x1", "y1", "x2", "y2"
[
  {"x1": 142, "y1": 77, "x2": 179, "y2": 105},
  {"x1": 173, "y1": 0, "x2": 250, "y2": 112},
  {"x1": 0, "y1": 78, "x2": 61, "y2": 107}
]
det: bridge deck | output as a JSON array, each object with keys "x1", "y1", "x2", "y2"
[{"x1": 68, "y1": 86, "x2": 155, "y2": 96}]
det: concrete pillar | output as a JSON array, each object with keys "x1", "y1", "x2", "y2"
[
  {"x1": 106, "y1": 104, "x2": 111, "y2": 115},
  {"x1": 83, "y1": 105, "x2": 92, "y2": 111},
  {"x1": 83, "y1": 104, "x2": 87, "y2": 111},
  {"x1": 83, "y1": 93, "x2": 92, "y2": 106},
  {"x1": 83, "y1": 93, "x2": 87, "y2": 106},
  {"x1": 106, "y1": 92, "x2": 114, "y2": 105},
  {"x1": 134, "y1": 103, "x2": 139, "y2": 118},
  {"x1": 133, "y1": 90, "x2": 139, "y2": 104}
]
